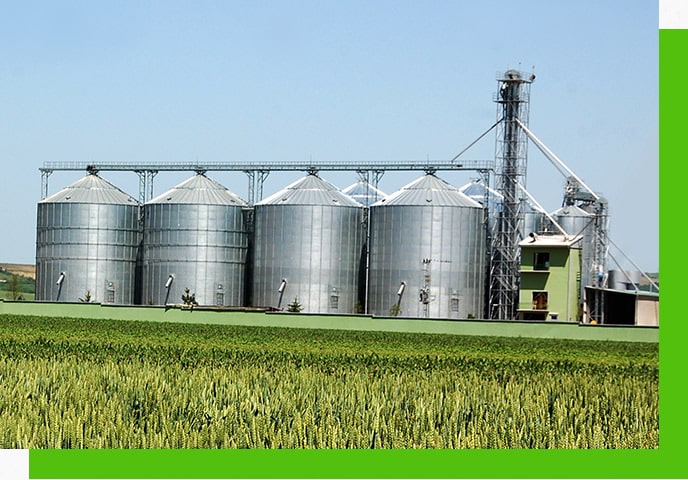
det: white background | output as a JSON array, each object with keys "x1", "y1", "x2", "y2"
[{"x1": 660, "y1": 0, "x2": 688, "y2": 28}]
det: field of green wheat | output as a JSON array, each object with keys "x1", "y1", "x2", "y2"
[{"x1": 0, "y1": 315, "x2": 658, "y2": 448}]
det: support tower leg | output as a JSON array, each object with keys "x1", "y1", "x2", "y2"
[{"x1": 489, "y1": 70, "x2": 534, "y2": 320}]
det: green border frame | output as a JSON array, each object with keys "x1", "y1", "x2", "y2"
[
  {"x1": 27, "y1": 28, "x2": 680, "y2": 480},
  {"x1": 27, "y1": 450, "x2": 667, "y2": 479}
]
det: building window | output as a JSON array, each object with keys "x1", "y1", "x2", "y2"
[
  {"x1": 532, "y1": 291, "x2": 548, "y2": 310},
  {"x1": 534, "y1": 252, "x2": 550, "y2": 271}
]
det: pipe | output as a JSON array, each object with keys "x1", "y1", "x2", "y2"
[
  {"x1": 451, "y1": 119, "x2": 503, "y2": 164},
  {"x1": 514, "y1": 181, "x2": 569, "y2": 237},
  {"x1": 607, "y1": 237, "x2": 659, "y2": 291},
  {"x1": 515, "y1": 118, "x2": 599, "y2": 200},
  {"x1": 277, "y1": 279, "x2": 287, "y2": 309}
]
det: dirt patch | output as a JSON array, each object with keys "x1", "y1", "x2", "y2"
[{"x1": 0, "y1": 264, "x2": 36, "y2": 280}]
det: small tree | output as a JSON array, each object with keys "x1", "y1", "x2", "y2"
[
  {"x1": 9, "y1": 274, "x2": 19, "y2": 300},
  {"x1": 79, "y1": 290, "x2": 93, "y2": 303},
  {"x1": 389, "y1": 303, "x2": 401, "y2": 317},
  {"x1": 181, "y1": 288, "x2": 198, "y2": 306},
  {"x1": 286, "y1": 297, "x2": 303, "y2": 313}
]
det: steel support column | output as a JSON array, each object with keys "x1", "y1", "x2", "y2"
[
  {"x1": 135, "y1": 170, "x2": 158, "y2": 204},
  {"x1": 40, "y1": 170, "x2": 53, "y2": 199}
]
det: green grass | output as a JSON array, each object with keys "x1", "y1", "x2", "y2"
[
  {"x1": 0, "y1": 315, "x2": 658, "y2": 448},
  {"x1": 0, "y1": 289, "x2": 35, "y2": 301},
  {"x1": 0, "y1": 269, "x2": 35, "y2": 300}
]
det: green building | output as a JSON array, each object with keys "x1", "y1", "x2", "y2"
[{"x1": 517, "y1": 234, "x2": 582, "y2": 322}]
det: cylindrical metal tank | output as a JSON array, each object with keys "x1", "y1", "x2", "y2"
[
  {"x1": 460, "y1": 180, "x2": 543, "y2": 236},
  {"x1": 368, "y1": 174, "x2": 486, "y2": 319},
  {"x1": 251, "y1": 174, "x2": 366, "y2": 313},
  {"x1": 341, "y1": 181, "x2": 387, "y2": 207},
  {"x1": 551, "y1": 204, "x2": 594, "y2": 292},
  {"x1": 141, "y1": 173, "x2": 248, "y2": 306},
  {"x1": 551, "y1": 205, "x2": 593, "y2": 238},
  {"x1": 523, "y1": 204, "x2": 545, "y2": 237},
  {"x1": 35, "y1": 173, "x2": 140, "y2": 303},
  {"x1": 608, "y1": 269, "x2": 641, "y2": 291},
  {"x1": 459, "y1": 180, "x2": 501, "y2": 214}
]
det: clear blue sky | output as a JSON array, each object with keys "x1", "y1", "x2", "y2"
[{"x1": 0, "y1": 0, "x2": 657, "y2": 272}]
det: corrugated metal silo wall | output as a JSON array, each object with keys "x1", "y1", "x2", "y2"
[
  {"x1": 367, "y1": 204, "x2": 486, "y2": 319},
  {"x1": 35, "y1": 202, "x2": 140, "y2": 303},
  {"x1": 251, "y1": 204, "x2": 365, "y2": 313},
  {"x1": 141, "y1": 204, "x2": 248, "y2": 306},
  {"x1": 523, "y1": 208, "x2": 545, "y2": 236},
  {"x1": 555, "y1": 207, "x2": 594, "y2": 293}
]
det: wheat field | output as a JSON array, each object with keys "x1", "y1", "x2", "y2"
[{"x1": 0, "y1": 315, "x2": 658, "y2": 448}]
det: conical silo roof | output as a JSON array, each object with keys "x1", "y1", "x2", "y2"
[
  {"x1": 459, "y1": 180, "x2": 504, "y2": 202},
  {"x1": 40, "y1": 173, "x2": 138, "y2": 205},
  {"x1": 548, "y1": 204, "x2": 592, "y2": 238},
  {"x1": 147, "y1": 173, "x2": 247, "y2": 206},
  {"x1": 551, "y1": 204, "x2": 591, "y2": 217},
  {"x1": 460, "y1": 180, "x2": 542, "y2": 214},
  {"x1": 258, "y1": 174, "x2": 362, "y2": 207},
  {"x1": 341, "y1": 181, "x2": 387, "y2": 207},
  {"x1": 373, "y1": 174, "x2": 482, "y2": 207}
]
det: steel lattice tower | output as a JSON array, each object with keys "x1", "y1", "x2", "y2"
[{"x1": 489, "y1": 70, "x2": 534, "y2": 320}]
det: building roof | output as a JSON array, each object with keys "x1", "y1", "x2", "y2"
[
  {"x1": 147, "y1": 173, "x2": 247, "y2": 206},
  {"x1": 585, "y1": 285, "x2": 659, "y2": 299},
  {"x1": 40, "y1": 173, "x2": 138, "y2": 205},
  {"x1": 372, "y1": 174, "x2": 482, "y2": 208},
  {"x1": 519, "y1": 233, "x2": 582, "y2": 248},
  {"x1": 257, "y1": 174, "x2": 363, "y2": 207}
]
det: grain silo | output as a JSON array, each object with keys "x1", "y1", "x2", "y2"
[
  {"x1": 459, "y1": 180, "x2": 544, "y2": 237},
  {"x1": 368, "y1": 174, "x2": 486, "y2": 319},
  {"x1": 35, "y1": 173, "x2": 140, "y2": 303},
  {"x1": 141, "y1": 173, "x2": 248, "y2": 306},
  {"x1": 550, "y1": 204, "x2": 594, "y2": 294},
  {"x1": 608, "y1": 269, "x2": 642, "y2": 291},
  {"x1": 341, "y1": 181, "x2": 387, "y2": 207},
  {"x1": 251, "y1": 174, "x2": 366, "y2": 313}
]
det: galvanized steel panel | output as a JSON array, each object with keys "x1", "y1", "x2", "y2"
[
  {"x1": 148, "y1": 174, "x2": 247, "y2": 206},
  {"x1": 341, "y1": 181, "x2": 387, "y2": 207},
  {"x1": 258, "y1": 175, "x2": 362, "y2": 207},
  {"x1": 252, "y1": 202, "x2": 366, "y2": 314},
  {"x1": 35, "y1": 199, "x2": 140, "y2": 304},
  {"x1": 374, "y1": 175, "x2": 482, "y2": 208},
  {"x1": 552, "y1": 205, "x2": 592, "y2": 237},
  {"x1": 608, "y1": 269, "x2": 642, "y2": 291},
  {"x1": 523, "y1": 206, "x2": 545, "y2": 237},
  {"x1": 460, "y1": 180, "x2": 543, "y2": 237},
  {"x1": 41, "y1": 174, "x2": 139, "y2": 206},
  {"x1": 367, "y1": 175, "x2": 486, "y2": 320},
  {"x1": 551, "y1": 204, "x2": 595, "y2": 293},
  {"x1": 141, "y1": 199, "x2": 248, "y2": 307}
]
